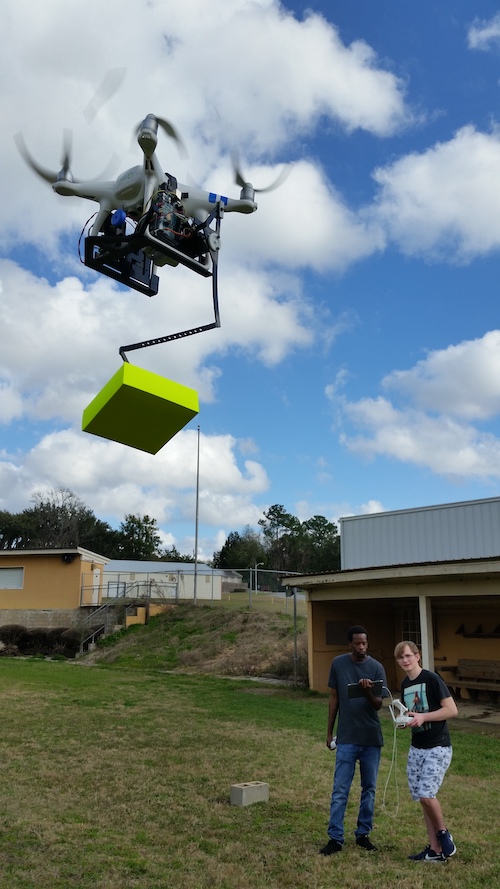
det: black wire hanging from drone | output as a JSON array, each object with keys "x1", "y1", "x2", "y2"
[{"x1": 117, "y1": 192, "x2": 223, "y2": 361}]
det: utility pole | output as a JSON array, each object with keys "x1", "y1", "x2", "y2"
[{"x1": 193, "y1": 424, "x2": 200, "y2": 605}]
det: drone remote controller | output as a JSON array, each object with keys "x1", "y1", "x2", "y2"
[{"x1": 389, "y1": 699, "x2": 413, "y2": 727}]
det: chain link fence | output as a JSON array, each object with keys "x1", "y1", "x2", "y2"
[
  {"x1": 219, "y1": 567, "x2": 307, "y2": 617},
  {"x1": 85, "y1": 566, "x2": 307, "y2": 617}
]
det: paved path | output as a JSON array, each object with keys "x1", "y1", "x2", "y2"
[{"x1": 454, "y1": 700, "x2": 500, "y2": 726}]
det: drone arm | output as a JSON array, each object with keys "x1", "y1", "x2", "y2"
[
  {"x1": 223, "y1": 197, "x2": 257, "y2": 214},
  {"x1": 91, "y1": 202, "x2": 113, "y2": 235},
  {"x1": 181, "y1": 193, "x2": 257, "y2": 219}
]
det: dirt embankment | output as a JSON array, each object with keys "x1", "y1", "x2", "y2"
[{"x1": 82, "y1": 604, "x2": 309, "y2": 683}]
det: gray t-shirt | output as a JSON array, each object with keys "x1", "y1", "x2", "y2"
[{"x1": 328, "y1": 653, "x2": 387, "y2": 746}]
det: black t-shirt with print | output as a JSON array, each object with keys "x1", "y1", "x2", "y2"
[{"x1": 400, "y1": 669, "x2": 452, "y2": 749}]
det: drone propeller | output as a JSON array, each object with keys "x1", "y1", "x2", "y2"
[
  {"x1": 156, "y1": 117, "x2": 188, "y2": 158},
  {"x1": 15, "y1": 129, "x2": 77, "y2": 185},
  {"x1": 135, "y1": 114, "x2": 188, "y2": 159},
  {"x1": 232, "y1": 152, "x2": 290, "y2": 197},
  {"x1": 83, "y1": 67, "x2": 127, "y2": 124}
]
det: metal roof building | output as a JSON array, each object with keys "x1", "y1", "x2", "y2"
[{"x1": 339, "y1": 496, "x2": 500, "y2": 570}]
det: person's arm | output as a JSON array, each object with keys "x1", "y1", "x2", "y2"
[
  {"x1": 409, "y1": 695, "x2": 458, "y2": 728},
  {"x1": 326, "y1": 687, "x2": 339, "y2": 748},
  {"x1": 358, "y1": 677, "x2": 383, "y2": 710}
]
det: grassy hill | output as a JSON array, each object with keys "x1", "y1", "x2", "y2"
[{"x1": 87, "y1": 603, "x2": 309, "y2": 683}]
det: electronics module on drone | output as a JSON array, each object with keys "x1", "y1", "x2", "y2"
[{"x1": 16, "y1": 114, "x2": 287, "y2": 361}]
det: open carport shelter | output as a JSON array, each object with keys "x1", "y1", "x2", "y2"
[{"x1": 283, "y1": 497, "x2": 500, "y2": 695}]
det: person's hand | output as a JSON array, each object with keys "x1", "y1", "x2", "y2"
[{"x1": 358, "y1": 678, "x2": 373, "y2": 689}]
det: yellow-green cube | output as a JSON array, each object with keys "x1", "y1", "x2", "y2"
[{"x1": 82, "y1": 364, "x2": 199, "y2": 454}]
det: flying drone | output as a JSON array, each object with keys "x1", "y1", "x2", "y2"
[{"x1": 15, "y1": 115, "x2": 287, "y2": 360}]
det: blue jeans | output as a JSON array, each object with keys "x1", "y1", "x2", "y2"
[{"x1": 327, "y1": 744, "x2": 381, "y2": 843}]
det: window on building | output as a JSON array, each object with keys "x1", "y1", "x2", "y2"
[
  {"x1": 400, "y1": 607, "x2": 421, "y2": 646},
  {"x1": 0, "y1": 567, "x2": 24, "y2": 589},
  {"x1": 325, "y1": 620, "x2": 352, "y2": 645}
]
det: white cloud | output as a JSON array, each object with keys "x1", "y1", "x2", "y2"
[
  {"x1": 0, "y1": 382, "x2": 24, "y2": 423},
  {"x1": 370, "y1": 126, "x2": 500, "y2": 261},
  {"x1": 13, "y1": 4, "x2": 500, "y2": 280},
  {"x1": 237, "y1": 438, "x2": 259, "y2": 456},
  {"x1": 0, "y1": 427, "x2": 269, "y2": 529},
  {"x1": 382, "y1": 330, "x2": 500, "y2": 421},
  {"x1": 0, "y1": 258, "x2": 316, "y2": 425},
  {"x1": 150, "y1": 1, "x2": 411, "y2": 145},
  {"x1": 341, "y1": 396, "x2": 500, "y2": 479},
  {"x1": 359, "y1": 500, "x2": 385, "y2": 514},
  {"x1": 337, "y1": 331, "x2": 500, "y2": 480},
  {"x1": 293, "y1": 496, "x2": 387, "y2": 526},
  {"x1": 325, "y1": 368, "x2": 350, "y2": 401},
  {"x1": 1, "y1": 0, "x2": 411, "y2": 251},
  {"x1": 468, "y1": 14, "x2": 500, "y2": 51},
  {"x1": 221, "y1": 161, "x2": 385, "y2": 272},
  {"x1": 1, "y1": 0, "x2": 401, "y2": 465}
]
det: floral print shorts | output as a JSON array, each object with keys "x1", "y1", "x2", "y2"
[{"x1": 407, "y1": 745, "x2": 453, "y2": 800}]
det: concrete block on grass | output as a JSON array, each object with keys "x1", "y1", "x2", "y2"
[{"x1": 230, "y1": 781, "x2": 269, "y2": 807}]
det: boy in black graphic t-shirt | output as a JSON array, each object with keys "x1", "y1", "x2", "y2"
[{"x1": 394, "y1": 640, "x2": 458, "y2": 863}]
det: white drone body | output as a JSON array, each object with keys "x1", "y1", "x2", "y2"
[
  {"x1": 15, "y1": 112, "x2": 274, "y2": 235},
  {"x1": 16, "y1": 113, "x2": 286, "y2": 358},
  {"x1": 50, "y1": 116, "x2": 258, "y2": 235}
]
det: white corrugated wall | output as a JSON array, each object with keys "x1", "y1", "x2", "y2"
[{"x1": 340, "y1": 497, "x2": 500, "y2": 569}]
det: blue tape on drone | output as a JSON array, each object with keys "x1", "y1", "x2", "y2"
[{"x1": 209, "y1": 193, "x2": 228, "y2": 205}]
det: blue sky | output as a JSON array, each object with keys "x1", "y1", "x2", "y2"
[{"x1": 3, "y1": 1, "x2": 500, "y2": 560}]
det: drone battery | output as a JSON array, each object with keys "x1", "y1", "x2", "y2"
[{"x1": 82, "y1": 363, "x2": 199, "y2": 454}]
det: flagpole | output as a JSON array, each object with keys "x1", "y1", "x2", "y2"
[{"x1": 193, "y1": 424, "x2": 200, "y2": 605}]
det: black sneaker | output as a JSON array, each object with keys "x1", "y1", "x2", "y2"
[
  {"x1": 319, "y1": 839, "x2": 342, "y2": 855},
  {"x1": 424, "y1": 849, "x2": 447, "y2": 863},
  {"x1": 356, "y1": 835, "x2": 377, "y2": 851},
  {"x1": 408, "y1": 845, "x2": 431, "y2": 860},
  {"x1": 437, "y1": 829, "x2": 456, "y2": 858}
]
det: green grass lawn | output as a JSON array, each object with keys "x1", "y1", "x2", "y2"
[{"x1": 0, "y1": 658, "x2": 498, "y2": 888}]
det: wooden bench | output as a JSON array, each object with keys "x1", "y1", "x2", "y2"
[{"x1": 452, "y1": 659, "x2": 500, "y2": 705}]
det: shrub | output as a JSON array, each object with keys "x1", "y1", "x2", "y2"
[
  {"x1": 59, "y1": 628, "x2": 82, "y2": 658},
  {"x1": 46, "y1": 627, "x2": 69, "y2": 643},
  {"x1": 0, "y1": 642, "x2": 19, "y2": 657},
  {"x1": 0, "y1": 624, "x2": 26, "y2": 645},
  {"x1": 18, "y1": 628, "x2": 53, "y2": 656},
  {"x1": 264, "y1": 638, "x2": 309, "y2": 686}
]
